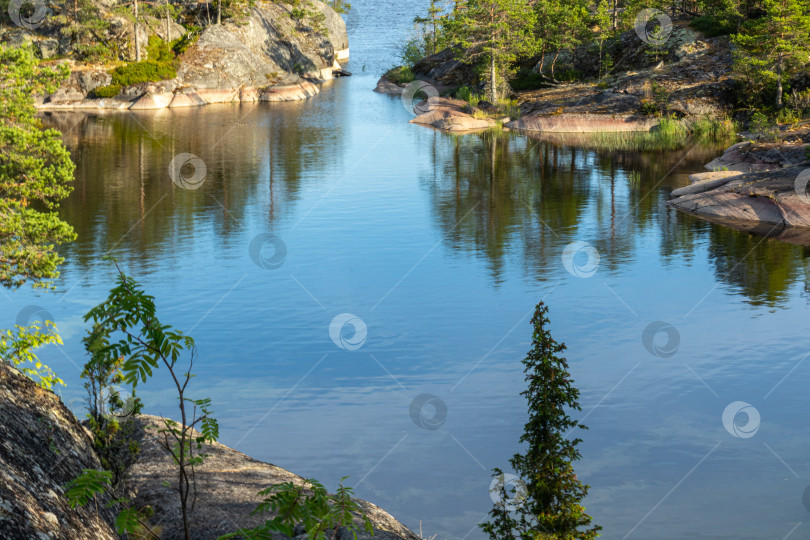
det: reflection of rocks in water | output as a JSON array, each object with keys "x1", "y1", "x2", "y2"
[
  {"x1": 420, "y1": 129, "x2": 808, "y2": 305},
  {"x1": 42, "y1": 103, "x2": 347, "y2": 281}
]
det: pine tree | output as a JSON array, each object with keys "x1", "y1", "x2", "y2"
[
  {"x1": 481, "y1": 301, "x2": 600, "y2": 540},
  {"x1": 455, "y1": 0, "x2": 538, "y2": 101},
  {"x1": 0, "y1": 46, "x2": 76, "y2": 289},
  {"x1": 732, "y1": 0, "x2": 810, "y2": 108},
  {"x1": 414, "y1": 0, "x2": 444, "y2": 56}
]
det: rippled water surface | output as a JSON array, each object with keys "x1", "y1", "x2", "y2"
[{"x1": 11, "y1": 1, "x2": 810, "y2": 538}]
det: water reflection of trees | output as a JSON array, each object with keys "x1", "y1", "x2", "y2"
[
  {"x1": 44, "y1": 103, "x2": 344, "y2": 279},
  {"x1": 421, "y1": 130, "x2": 810, "y2": 306}
]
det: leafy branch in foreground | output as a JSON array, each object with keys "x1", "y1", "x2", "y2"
[
  {"x1": 220, "y1": 477, "x2": 374, "y2": 540},
  {"x1": 83, "y1": 261, "x2": 219, "y2": 540},
  {"x1": 0, "y1": 322, "x2": 64, "y2": 389},
  {"x1": 65, "y1": 468, "x2": 159, "y2": 538},
  {"x1": 481, "y1": 301, "x2": 599, "y2": 540}
]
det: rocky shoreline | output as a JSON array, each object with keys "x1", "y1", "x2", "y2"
[
  {"x1": 0, "y1": 362, "x2": 420, "y2": 539},
  {"x1": 668, "y1": 136, "x2": 810, "y2": 230},
  {"x1": 22, "y1": 0, "x2": 350, "y2": 111}
]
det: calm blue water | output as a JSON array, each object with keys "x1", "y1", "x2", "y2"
[{"x1": 7, "y1": 2, "x2": 810, "y2": 538}]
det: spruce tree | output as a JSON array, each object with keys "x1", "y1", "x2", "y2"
[{"x1": 481, "y1": 301, "x2": 600, "y2": 540}]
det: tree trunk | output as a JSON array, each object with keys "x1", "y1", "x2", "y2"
[
  {"x1": 776, "y1": 56, "x2": 784, "y2": 108},
  {"x1": 490, "y1": 52, "x2": 497, "y2": 102},
  {"x1": 134, "y1": 0, "x2": 141, "y2": 61},
  {"x1": 551, "y1": 50, "x2": 560, "y2": 81},
  {"x1": 217, "y1": 0, "x2": 221, "y2": 25},
  {"x1": 166, "y1": 0, "x2": 171, "y2": 42}
]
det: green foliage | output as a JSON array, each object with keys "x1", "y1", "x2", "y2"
[
  {"x1": 456, "y1": 0, "x2": 539, "y2": 101},
  {"x1": 220, "y1": 477, "x2": 374, "y2": 540},
  {"x1": 509, "y1": 68, "x2": 547, "y2": 91},
  {"x1": 399, "y1": 26, "x2": 436, "y2": 67},
  {"x1": 732, "y1": 0, "x2": 810, "y2": 108},
  {"x1": 456, "y1": 85, "x2": 483, "y2": 106},
  {"x1": 690, "y1": 14, "x2": 737, "y2": 37},
  {"x1": 92, "y1": 84, "x2": 122, "y2": 98},
  {"x1": 689, "y1": 115, "x2": 737, "y2": 139},
  {"x1": 82, "y1": 326, "x2": 143, "y2": 486},
  {"x1": 0, "y1": 46, "x2": 76, "y2": 290},
  {"x1": 83, "y1": 262, "x2": 218, "y2": 540},
  {"x1": 109, "y1": 36, "x2": 177, "y2": 87},
  {"x1": 384, "y1": 66, "x2": 416, "y2": 85},
  {"x1": 411, "y1": 0, "x2": 447, "y2": 59},
  {"x1": 171, "y1": 30, "x2": 201, "y2": 56},
  {"x1": 776, "y1": 106, "x2": 800, "y2": 125},
  {"x1": 0, "y1": 322, "x2": 64, "y2": 389},
  {"x1": 65, "y1": 469, "x2": 113, "y2": 508},
  {"x1": 481, "y1": 301, "x2": 599, "y2": 540},
  {"x1": 66, "y1": 469, "x2": 159, "y2": 538}
]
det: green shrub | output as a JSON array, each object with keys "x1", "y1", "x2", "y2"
[
  {"x1": 107, "y1": 36, "x2": 177, "y2": 87},
  {"x1": 170, "y1": 29, "x2": 200, "y2": 56},
  {"x1": 74, "y1": 43, "x2": 115, "y2": 63},
  {"x1": 110, "y1": 61, "x2": 176, "y2": 86},
  {"x1": 509, "y1": 70, "x2": 546, "y2": 91},
  {"x1": 456, "y1": 85, "x2": 483, "y2": 107},
  {"x1": 92, "y1": 84, "x2": 121, "y2": 98},
  {"x1": 689, "y1": 115, "x2": 737, "y2": 139},
  {"x1": 556, "y1": 68, "x2": 582, "y2": 82},
  {"x1": 385, "y1": 65, "x2": 416, "y2": 85},
  {"x1": 776, "y1": 107, "x2": 800, "y2": 125},
  {"x1": 690, "y1": 15, "x2": 736, "y2": 37}
]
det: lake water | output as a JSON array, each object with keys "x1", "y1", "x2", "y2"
[{"x1": 10, "y1": 1, "x2": 810, "y2": 538}]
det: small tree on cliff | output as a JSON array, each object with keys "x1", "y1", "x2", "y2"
[
  {"x1": 455, "y1": 0, "x2": 538, "y2": 101},
  {"x1": 481, "y1": 301, "x2": 599, "y2": 540}
]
